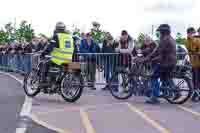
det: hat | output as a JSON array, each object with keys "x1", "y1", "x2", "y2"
[
  {"x1": 187, "y1": 27, "x2": 196, "y2": 34},
  {"x1": 157, "y1": 24, "x2": 171, "y2": 32}
]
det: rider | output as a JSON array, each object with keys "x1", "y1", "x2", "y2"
[
  {"x1": 141, "y1": 24, "x2": 177, "y2": 104},
  {"x1": 40, "y1": 22, "x2": 74, "y2": 85}
]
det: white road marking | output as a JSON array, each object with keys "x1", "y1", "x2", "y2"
[{"x1": 0, "y1": 71, "x2": 32, "y2": 133}]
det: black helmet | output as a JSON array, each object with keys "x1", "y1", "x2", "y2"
[
  {"x1": 55, "y1": 22, "x2": 66, "y2": 30},
  {"x1": 157, "y1": 24, "x2": 171, "y2": 33}
]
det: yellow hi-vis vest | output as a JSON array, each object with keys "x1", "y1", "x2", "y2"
[{"x1": 50, "y1": 33, "x2": 74, "y2": 65}]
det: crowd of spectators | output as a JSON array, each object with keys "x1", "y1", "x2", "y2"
[
  {"x1": 0, "y1": 26, "x2": 200, "y2": 96},
  {"x1": 0, "y1": 36, "x2": 48, "y2": 73}
]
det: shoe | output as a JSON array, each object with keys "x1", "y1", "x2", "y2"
[
  {"x1": 145, "y1": 97, "x2": 160, "y2": 104},
  {"x1": 91, "y1": 87, "x2": 96, "y2": 90},
  {"x1": 102, "y1": 85, "x2": 109, "y2": 91},
  {"x1": 191, "y1": 92, "x2": 199, "y2": 102}
]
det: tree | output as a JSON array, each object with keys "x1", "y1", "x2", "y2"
[
  {"x1": 0, "y1": 29, "x2": 9, "y2": 44},
  {"x1": 135, "y1": 33, "x2": 145, "y2": 48},
  {"x1": 72, "y1": 25, "x2": 81, "y2": 37},
  {"x1": 91, "y1": 21, "x2": 104, "y2": 43},
  {"x1": 16, "y1": 20, "x2": 35, "y2": 42},
  {"x1": 176, "y1": 32, "x2": 186, "y2": 44},
  {"x1": 4, "y1": 22, "x2": 16, "y2": 42}
]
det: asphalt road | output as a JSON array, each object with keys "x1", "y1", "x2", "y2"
[
  {"x1": 0, "y1": 73, "x2": 56, "y2": 133},
  {"x1": 2, "y1": 72, "x2": 200, "y2": 133}
]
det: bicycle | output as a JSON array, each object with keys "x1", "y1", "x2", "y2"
[{"x1": 108, "y1": 55, "x2": 193, "y2": 104}]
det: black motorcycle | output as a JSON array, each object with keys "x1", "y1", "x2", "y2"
[{"x1": 23, "y1": 55, "x2": 83, "y2": 103}]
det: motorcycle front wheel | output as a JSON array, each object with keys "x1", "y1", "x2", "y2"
[
  {"x1": 24, "y1": 68, "x2": 40, "y2": 97},
  {"x1": 60, "y1": 72, "x2": 83, "y2": 103}
]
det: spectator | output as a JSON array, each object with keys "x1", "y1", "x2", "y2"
[
  {"x1": 143, "y1": 24, "x2": 177, "y2": 104},
  {"x1": 80, "y1": 32, "x2": 100, "y2": 90},
  {"x1": 31, "y1": 37, "x2": 40, "y2": 52},
  {"x1": 101, "y1": 34, "x2": 116, "y2": 90},
  {"x1": 72, "y1": 36, "x2": 81, "y2": 62},
  {"x1": 15, "y1": 43, "x2": 24, "y2": 73},
  {"x1": 133, "y1": 35, "x2": 157, "y2": 57},
  {"x1": 81, "y1": 32, "x2": 86, "y2": 40},
  {"x1": 22, "y1": 43, "x2": 32, "y2": 74},
  {"x1": 115, "y1": 30, "x2": 135, "y2": 68},
  {"x1": 37, "y1": 37, "x2": 48, "y2": 51},
  {"x1": 185, "y1": 27, "x2": 200, "y2": 102}
]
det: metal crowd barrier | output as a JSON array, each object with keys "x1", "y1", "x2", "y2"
[
  {"x1": 0, "y1": 53, "x2": 40, "y2": 74},
  {"x1": 0, "y1": 52, "x2": 197, "y2": 87}
]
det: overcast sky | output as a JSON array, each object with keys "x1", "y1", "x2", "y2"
[{"x1": 0, "y1": 0, "x2": 199, "y2": 37}]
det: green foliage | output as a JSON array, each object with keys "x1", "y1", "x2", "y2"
[
  {"x1": 176, "y1": 32, "x2": 186, "y2": 45},
  {"x1": 91, "y1": 21, "x2": 105, "y2": 43},
  {"x1": 0, "y1": 29, "x2": 9, "y2": 44},
  {"x1": 155, "y1": 31, "x2": 160, "y2": 39},
  {"x1": 135, "y1": 33, "x2": 145, "y2": 48},
  {"x1": 0, "y1": 20, "x2": 35, "y2": 44},
  {"x1": 15, "y1": 20, "x2": 35, "y2": 42},
  {"x1": 73, "y1": 31, "x2": 81, "y2": 37},
  {"x1": 4, "y1": 22, "x2": 16, "y2": 42}
]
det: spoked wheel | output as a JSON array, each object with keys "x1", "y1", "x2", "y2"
[
  {"x1": 60, "y1": 73, "x2": 83, "y2": 103},
  {"x1": 24, "y1": 69, "x2": 40, "y2": 97},
  {"x1": 164, "y1": 77, "x2": 193, "y2": 104},
  {"x1": 108, "y1": 71, "x2": 134, "y2": 100}
]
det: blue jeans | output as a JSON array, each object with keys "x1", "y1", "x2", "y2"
[
  {"x1": 151, "y1": 64, "x2": 161, "y2": 97},
  {"x1": 104, "y1": 63, "x2": 113, "y2": 83},
  {"x1": 151, "y1": 64, "x2": 175, "y2": 98}
]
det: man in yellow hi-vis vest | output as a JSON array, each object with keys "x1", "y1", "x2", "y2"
[{"x1": 40, "y1": 22, "x2": 74, "y2": 84}]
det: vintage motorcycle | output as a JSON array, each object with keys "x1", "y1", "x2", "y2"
[{"x1": 23, "y1": 54, "x2": 83, "y2": 103}]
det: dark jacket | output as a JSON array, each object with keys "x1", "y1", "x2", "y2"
[
  {"x1": 23, "y1": 44, "x2": 32, "y2": 54},
  {"x1": 102, "y1": 40, "x2": 115, "y2": 53},
  {"x1": 102, "y1": 40, "x2": 116, "y2": 65},
  {"x1": 80, "y1": 39, "x2": 100, "y2": 53},
  {"x1": 149, "y1": 36, "x2": 176, "y2": 67},
  {"x1": 79, "y1": 39, "x2": 100, "y2": 62}
]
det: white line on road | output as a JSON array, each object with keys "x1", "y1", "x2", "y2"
[
  {"x1": 0, "y1": 71, "x2": 32, "y2": 133},
  {"x1": 127, "y1": 103, "x2": 171, "y2": 133}
]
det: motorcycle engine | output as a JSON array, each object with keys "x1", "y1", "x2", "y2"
[{"x1": 47, "y1": 67, "x2": 61, "y2": 82}]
